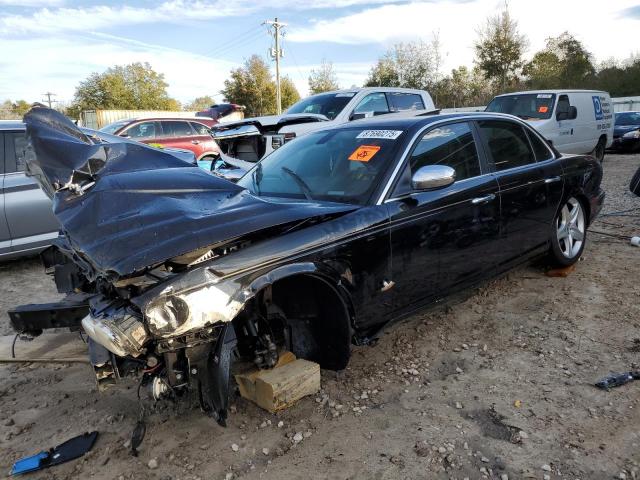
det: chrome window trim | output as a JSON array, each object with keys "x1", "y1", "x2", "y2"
[
  {"x1": 375, "y1": 114, "x2": 482, "y2": 205},
  {"x1": 375, "y1": 113, "x2": 558, "y2": 205}
]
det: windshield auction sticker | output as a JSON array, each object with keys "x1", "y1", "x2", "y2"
[
  {"x1": 349, "y1": 145, "x2": 380, "y2": 162},
  {"x1": 356, "y1": 130, "x2": 403, "y2": 140}
]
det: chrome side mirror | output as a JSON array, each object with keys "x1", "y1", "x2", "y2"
[{"x1": 411, "y1": 165, "x2": 456, "y2": 190}]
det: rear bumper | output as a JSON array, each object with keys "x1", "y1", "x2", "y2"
[{"x1": 589, "y1": 189, "x2": 606, "y2": 224}]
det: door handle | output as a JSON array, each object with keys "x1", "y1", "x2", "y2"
[
  {"x1": 471, "y1": 193, "x2": 496, "y2": 205},
  {"x1": 544, "y1": 176, "x2": 561, "y2": 184},
  {"x1": 191, "y1": 140, "x2": 200, "y2": 145}
]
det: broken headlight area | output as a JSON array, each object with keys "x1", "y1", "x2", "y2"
[
  {"x1": 81, "y1": 294, "x2": 239, "y2": 426},
  {"x1": 143, "y1": 282, "x2": 246, "y2": 338}
]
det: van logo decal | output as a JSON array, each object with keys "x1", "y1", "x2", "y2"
[{"x1": 592, "y1": 96, "x2": 604, "y2": 120}]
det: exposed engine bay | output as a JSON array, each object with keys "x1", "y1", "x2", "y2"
[{"x1": 11, "y1": 107, "x2": 355, "y2": 429}]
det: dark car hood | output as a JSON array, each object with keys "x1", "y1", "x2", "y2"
[
  {"x1": 24, "y1": 107, "x2": 356, "y2": 280},
  {"x1": 212, "y1": 113, "x2": 328, "y2": 133},
  {"x1": 614, "y1": 125, "x2": 640, "y2": 137}
]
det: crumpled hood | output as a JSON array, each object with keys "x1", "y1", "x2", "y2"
[{"x1": 24, "y1": 107, "x2": 356, "y2": 279}]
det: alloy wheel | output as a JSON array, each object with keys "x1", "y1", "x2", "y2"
[{"x1": 556, "y1": 197, "x2": 585, "y2": 259}]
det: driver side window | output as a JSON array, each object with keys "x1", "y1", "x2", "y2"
[
  {"x1": 394, "y1": 122, "x2": 481, "y2": 196},
  {"x1": 353, "y1": 93, "x2": 390, "y2": 117}
]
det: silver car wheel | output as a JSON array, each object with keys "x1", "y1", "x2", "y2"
[{"x1": 556, "y1": 197, "x2": 585, "y2": 259}]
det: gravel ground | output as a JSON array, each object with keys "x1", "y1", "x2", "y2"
[{"x1": 0, "y1": 153, "x2": 639, "y2": 480}]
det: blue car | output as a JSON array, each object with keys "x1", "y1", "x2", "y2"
[{"x1": 610, "y1": 111, "x2": 640, "y2": 152}]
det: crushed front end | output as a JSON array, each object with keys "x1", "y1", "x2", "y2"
[{"x1": 11, "y1": 107, "x2": 355, "y2": 425}]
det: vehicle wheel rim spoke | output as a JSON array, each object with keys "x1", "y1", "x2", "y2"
[{"x1": 557, "y1": 197, "x2": 584, "y2": 258}]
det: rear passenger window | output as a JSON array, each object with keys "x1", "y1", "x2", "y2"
[
  {"x1": 387, "y1": 93, "x2": 425, "y2": 112},
  {"x1": 526, "y1": 129, "x2": 553, "y2": 162},
  {"x1": 162, "y1": 121, "x2": 194, "y2": 137},
  {"x1": 4, "y1": 132, "x2": 30, "y2": 173},
  {"x1": 478, "y1": 120, "x2": 535, "y2": 171},
  {"x1": 410, "y1": 122, "x2": 481, "y2": 182}
]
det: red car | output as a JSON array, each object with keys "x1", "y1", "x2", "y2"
[{"x1": 99, "y1": 118, "x2": 221, "y2": 161}]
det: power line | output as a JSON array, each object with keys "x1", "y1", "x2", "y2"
[
  {"x1": 203, "y1": 27, "x2": 264, "y2": 58},
  {"x1": 42, "y1": 92, "x2": 57, "y2": 108}
]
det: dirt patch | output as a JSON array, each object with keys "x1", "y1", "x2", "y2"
[{"x1": 0, "y1": 153, "x2": 639, "y2": 480}]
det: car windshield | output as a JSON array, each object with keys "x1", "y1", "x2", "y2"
[
  {"x1": 285, "y1": 92, "x2": 355, "y2": 120},
  {"x1": 237, "y1": 127, "x2": 405, "y2": 205},
  {"x1": 99, "y1": 120, "x2": 131, "y2": 134},
  {"x1": 486, "y1": 93, "x2": 556, "y2": 120},
  {"x1": 615, "y1": 112, "x2": 640, "y2": 125}
]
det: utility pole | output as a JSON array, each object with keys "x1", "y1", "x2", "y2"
[
  {"x1": 264, "y1": 17, "x2": 286, "y2": 114},
  {"x1": 42, "y1": 92, "x2": 57, "y2": 108}
]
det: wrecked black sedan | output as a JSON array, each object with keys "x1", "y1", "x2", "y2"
[{"x1": 12, "y1": 107, "x2": 604, "y2": 426}]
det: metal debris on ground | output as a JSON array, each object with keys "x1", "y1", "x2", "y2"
[
  {"x1": 10, "y1": 431, "x2": 98, "y2": 476},
  {"x1": 595, "y1": 371, "x2": 640, "y2": 390}
]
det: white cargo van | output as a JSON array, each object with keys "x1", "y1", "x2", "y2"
[{"x1": 485, "y1": 90, "x2": 613, "y2": 162}]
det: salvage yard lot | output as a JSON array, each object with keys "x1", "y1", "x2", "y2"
[{"x1": 1, "y1": 153, "x2": 639, "y2": 480}]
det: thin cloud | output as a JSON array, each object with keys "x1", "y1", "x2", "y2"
[{"x1": 0, "y1": 0, "x2": 410, "y2": 36}]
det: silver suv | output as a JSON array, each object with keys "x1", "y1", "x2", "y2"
[{"x1": 1, "y1": 121, "x2": 59, "y2": 260}]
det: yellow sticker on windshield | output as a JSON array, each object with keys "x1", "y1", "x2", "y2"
[{"x1": 349, "y1": 145, "x2": 380, "y2": 162}]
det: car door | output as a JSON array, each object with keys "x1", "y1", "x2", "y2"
[
  {"x1": 554, "y1": 94, "x2": 579, "y2": 153},
  {"x1": 0, "y1": 132, "x2": 11, "y2": 256},
  {"x1": 384, "y1": 121, "x2": 501, "y2": 312},
  {"x1": 156, "y1": 120, "x2": 203, "y2": 156},
  {"x1": 189, "y1": 121, "x2": 220, "y2": 158},
  {"x1": 3, "y1": 130, "x2": 59, "y2": 253},
  {"x1": 476, "y1": 119, "x2": 563, "y2": 265}
]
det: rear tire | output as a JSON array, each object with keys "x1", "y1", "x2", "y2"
[
  {"x1": 592, "y1": 137, "x2": 606, "y2": 164},
  {"x1": 548, "y1": 197, "x2": 587, "y2": 268}
]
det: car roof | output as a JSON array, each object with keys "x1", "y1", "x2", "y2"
[
  {"x1": 306, "y1": 87, "x2": 429, "y2": 98},
  {"x1": 495, "y1": 89, "x2": 608, "y2": 97},
  {"x1": 319, "y1": 111, "x2": 519, "y2": 131},
  {"x1": 0, "y1": 120, "x2": 25, "y2": 131},
  {"x1": 125, "y1": 117, "x2": 211, "y2": 122}
]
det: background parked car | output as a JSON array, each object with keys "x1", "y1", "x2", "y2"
[
  {"x1": 0, "y1": 121, "x2": 59, "y2": 260},
  {"x1": 197, "y1": 103, "x2": 245, "y2": 121},
  {"x1": 100, "y1": 117, "x2": 221, "y2": 161},
  {"x1": 610, "y1": 111, "x2": 640, "y2": 152},
  {"x1": 210, "y1": 87, "x2": 436, "y2": 167},
  {"x1": 485, "y1": 89, "x2": 614, "y2": 163}
]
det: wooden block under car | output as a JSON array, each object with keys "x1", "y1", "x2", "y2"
[
  {"x1": 235, "y1": 353, "x2": 320, "y2": 413},
  {"x1": 545, "y1": 264, "x2": 576, "y2": 278}
]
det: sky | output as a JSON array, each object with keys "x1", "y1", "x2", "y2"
[{"x1": 1, "y1": 0, "x2": 639, "y2": 106}]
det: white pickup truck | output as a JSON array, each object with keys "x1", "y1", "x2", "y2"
[{"x1": 210, "y1": 87, "x2": 435, "y2": 179}]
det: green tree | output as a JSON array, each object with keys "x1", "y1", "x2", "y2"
[
  {"x1": 280, "y1": 77, "x2": 301, "y2": 110},
  {"x1": 0, "y1": 99, "x2": 32, "y2": 119},
  {"x1": 184, "y1": 95, "x2": 216, "y2": 111},
  {"x1": 221, "y1": 55, "x2": 301, "y2": 116},
  {"x1": 433, "y1": 66, "x2": 494, "y2": 108},
  {"x1": 594, "y1": 55, "x2": 640, "y2": 97},
  {"x1": 524, "y1": 32, "x2": 595, "y2": 89},
  {"x1": 364, "y1": 39, "x2": 442, "y2": 90},
  {"x1": 72, "y1": 62, "x2": 180, "y2": 111},
  {"x1": 474, "y1": 5, "x2": 527, "y2": 91},
  {"x1": 308, "y1": 59, "x2": 340, "y2": 94}
]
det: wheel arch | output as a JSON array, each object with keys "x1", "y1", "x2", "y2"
[{"x1": 241, "y1": 263, "x2": 355, "y2": 370}]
